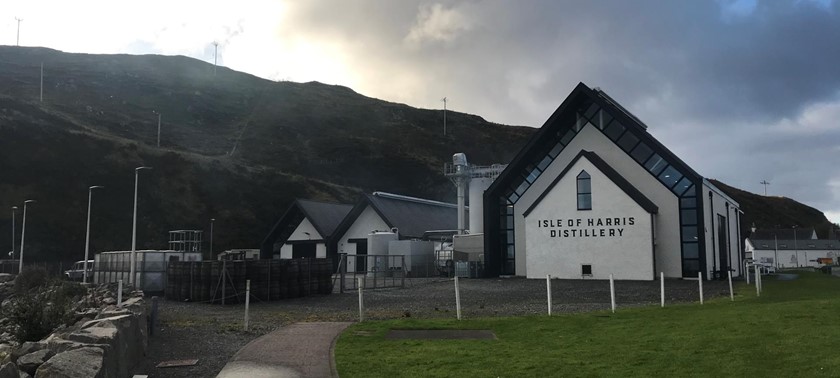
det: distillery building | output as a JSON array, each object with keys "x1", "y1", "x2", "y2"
[{"x1": 481, "y1": 83, "x2": 743, "y2": 280}]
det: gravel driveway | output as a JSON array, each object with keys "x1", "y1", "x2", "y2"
[{"x1": 130, "y1": 276, "x2": 732, "y2": 377}]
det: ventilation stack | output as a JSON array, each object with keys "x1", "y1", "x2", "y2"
[{"x1": 444, "y1": 153, "x2": 507, "y2": 235}]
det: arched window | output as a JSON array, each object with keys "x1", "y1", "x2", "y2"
[{"x1": 577, "y1": 170, "x2": 591, "y2": 210}]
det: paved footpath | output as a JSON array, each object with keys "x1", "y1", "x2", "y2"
[{"x1": 217, "y1": 322, "x2": 353, "y2": 378}]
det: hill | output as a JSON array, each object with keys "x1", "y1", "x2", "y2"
[{"x1": 0, "y1": 46, "x2": 532, "y2": 261}]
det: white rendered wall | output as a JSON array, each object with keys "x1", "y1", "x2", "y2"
[
  {"x1": 524, "y1": 158, "x2": 654, "y2": 280},
  {"x1": 279, "y1": 218, "x2": 325, "y2": 259},
  {"x1": 335, "y1": 205, "x2": 390, "y2": 272},
  {"x1": 514, "y1": 124, "x2": 681, "y2": 278},
  {"x1": 702, "y1": 184, "x2": 742, "y2": 278}
]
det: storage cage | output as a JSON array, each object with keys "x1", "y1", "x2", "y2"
[{"x1": 94, "y1": 250, "x2": 202, "y2": 293}]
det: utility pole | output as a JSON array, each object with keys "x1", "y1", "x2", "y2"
[
  {"x1": 213, "y1": 41, "x2": 219, "y2": 76},
  {"x1": 442, "y1": 97, "x2": 447, "y2": 136},
  {"x1": 14, "y1": 17, "x2": 22, "y2": 46},
  {"x1": 760, "y1": 180, "x2": 770, "y2": 196}
]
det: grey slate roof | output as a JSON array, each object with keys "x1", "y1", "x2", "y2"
[
  {"x1": 334, "y1": 192, "x2": 464, "y2": 240},
  {"x1": 751, "y1": 228, "x2": 817, "y2": 241},
  {"x1": 749, "y1": 239, "x2": 840, "y2": 250},
  {"x1": 297, "y1": 199, "x2": 354, "y2": 238}
]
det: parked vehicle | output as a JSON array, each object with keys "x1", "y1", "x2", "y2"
[{"x1": 64, "y1": 260, "x2": 94, "y2": 281}]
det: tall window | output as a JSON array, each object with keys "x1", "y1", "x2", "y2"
[{"x1": 577, "y1": 170, "x2": 591, "y2": 210}]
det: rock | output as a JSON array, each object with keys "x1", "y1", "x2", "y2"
[
  {"x1": 33, "y1": 347, "x2": 104, "y2": 378},
  {"x1": 0, "y1": 274, "x2": 14, "y2": 284},
  {"x1": 11, "y1": 343, "x2": 46, "y2": 363},
  {"x1": 102, "y1": 298, "x2": 116, "y2": 306},
  {"x1": 17, "y1": 349, "x2": 52, "y2": 376},
  {"x1": 0, "y1": 362, "x2": 20, "y2": 378}
]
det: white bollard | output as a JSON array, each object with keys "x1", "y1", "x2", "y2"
[
  {"x1": 546, "y1": 275, "x2": 552, "y2": 316},
  {"x1": 117, "y1": 280, "x2": 123, "y2": 305},
  {"x1": 756, "y1": 266, "x2": 761, "y2": 297},
  {"x1": 698, "y1": 272, "x2": 704, "y2": 305},
  {"x1": 727, "y1": 270, "x2": 734, "y2": 301},
  {"x1": 660, "y1": 272, "x2": 665, "y2": 308},
  {"x1": 609, "y1": 274, "x2": 616, "y2": 313},
  {"x1": 745, "y1": 262, "x2": 750, "y2": 285},
  {"x1": 358, "y1": 277, "x2": 365, "y2": 322},
  {"x1": 455, "y1": 276, "x2": 462, "y2": 320},
  {"x1": 244, "y1": 280, "x2": 251, "y2": 331}
]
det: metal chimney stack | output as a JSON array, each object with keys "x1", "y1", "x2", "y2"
[{"x1": 451, "y1": 153, "x2": 470, "y2": 234}]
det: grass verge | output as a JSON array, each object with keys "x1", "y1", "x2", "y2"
[{"x1": 335, "y1": 272, "x2": 839, "y2": 377}]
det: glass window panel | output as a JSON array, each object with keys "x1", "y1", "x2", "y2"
[
  {"x1": 617, "y1": 132, "x2": 640, "y2": 152},
  {"x1": 524, "y1": 170, "x2": 539, "y2": 184},
  {"x1": 584, "y1": 102, "x2": 599, "y2": 119},
  {"x1": 560, "y1": 129, "x2": 576, "y2": 146},
  {"x1": 536, "y1": 155, "x2": 552, "y2": 171},
  {"x1": 507, "y1": 191, "x2": 519, "y2": 203},
  {"x1": 683, "y1": 243, "x2": 699, "y2": 259},
  {"x1": 644, "y1": 154, "x2": 666, "y2": 175},
  {"x1": 604, "y1": 121, "x2": 626, "y2": 141},
  {"x1": 680, "y1": 197, "x2": 697, "y2": 208},
  {"x1": 592, "y1": 109, "x2": 613, "y2": 130},
  {"x1": 578, "y1": 194, "x2": 592, "y2": 210},
  {"x1": 673, "y1": 177, "x2": 693, "y2": 196},
  {"x1": 682, "y1": 185, "x2": 696, "y2": 197},
  {"x1": 514, "y1": 180, "x2": 530, "y2": 196},
  {"x1": 630, "y1": 142, "x2": 653, "y2": 164},
  {"x1": 682, "y1": 226, "x2": 698, "y2": 242},
  {"x1": 506, "y1": 230, "x2": 514, "y2": 241},
  {"x1": 658, "y1": 165, "x2": 682, "y2": 188},
  {"x1": 577, "y1": 177, "x2": 591, "y2": 193},
  {"x1": 547, "y1": 142, "x2": 564, "y2": 158},
  {"x1": 504, "y1": 261, "x2": 515, "y2": 275},
  {"x1": 501, "y1": 215, "x2": 513, "y2": 229},
  {"x1": 682, "y1": 259, "x2": 699, "y2": 273},
  {"x1": 681, "y1": 209, "x2": 697, "y2": 225},
  {"x1": 506, "y1": 244, "x2": 515, "y2": 259}
]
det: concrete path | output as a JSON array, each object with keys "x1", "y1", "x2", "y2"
[{"x1": 217, "y1": 322, "x2": 353, "y2": 378}]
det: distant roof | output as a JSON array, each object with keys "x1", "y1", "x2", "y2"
[
  {"x1": 749, "y1": 238, "x2": 840, "y2": 250},
  {"x1": 260, "y1": 199, "x2": 354, "y2": 255},
  {"x1": 751, "y1": 228, "x2": 817, "y2": 240},
  {"x1": 523, "y1": 150, "x2": 659, "y2": 217},
  {"x1": 335, "y1": 192, "x2": 464, "y2": 240}
]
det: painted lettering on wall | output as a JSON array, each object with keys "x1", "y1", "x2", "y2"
[{"x1": 536, "y1": 217, "x2": 636, "y2": 238}]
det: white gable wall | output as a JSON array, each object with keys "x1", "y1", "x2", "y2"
[
  {"x1": 279, "y1": 217, "x2": 327, "y2": 259},
  {"x1": 335, "y1": 205, "x2": 390, "y2": 272},
  {"x1": 524, "y1": 158, "x2": 654, "y2": 280},
  {"x1": 514, "y1": 124, "x2": 682, "y2": 278}
]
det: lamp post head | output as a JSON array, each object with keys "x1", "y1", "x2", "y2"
[
  {"x1": 11, "y1": 206, "x2": 17, "y2": 210},
  {"x1": 89, "y1": 185, "x2": 104, "y2": 190},
  {"x1": 24, "y1": 200, "x2": 35, "y2": 204},
  {"x1": 135, "y1": 166, "x2": 152, "y2": 172}
]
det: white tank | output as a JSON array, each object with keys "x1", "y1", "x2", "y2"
[{"x1": 469, "y1": 176, "x2": 494, "y2": 234}]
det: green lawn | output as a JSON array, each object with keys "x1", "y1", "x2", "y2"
[{"x1": 335, "y1": 272, "x2": 840, "y2": 377}]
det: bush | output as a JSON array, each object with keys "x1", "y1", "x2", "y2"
[
  {"x1": 14, "y1": 266, "x2": 49, "y2": 294},
  {"x1": 4, "y1": 280, "x2": 87, "y2": 343}
]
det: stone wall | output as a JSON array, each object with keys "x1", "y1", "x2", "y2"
[{"x1": 0, "y1": 284, "x2": 147, "y2": 378}]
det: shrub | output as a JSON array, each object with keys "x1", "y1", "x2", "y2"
[
  {"x1": 4, "y1": 280, "x2": 87, "y2": 343},
  {"x1": 14, "y1": 266, "x2": 49, "y2": 294}
]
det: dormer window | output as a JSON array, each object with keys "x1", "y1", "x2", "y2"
[{"x1": 577, "y1": 170, "x2": 592, "y2": 210}]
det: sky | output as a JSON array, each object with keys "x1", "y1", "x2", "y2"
[{"x1": 3, "y1": 0, "x2": 839, "y2": 224}]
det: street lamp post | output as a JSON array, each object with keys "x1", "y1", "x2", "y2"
[
  {"x1": 19, "y1": 200, "x2": 35, "y2": 273},
  {"x1": 210, "y1": 218, "x2": 215, "y2": 259},
  {"x1": 10, "y1": 206, "x2": 17, "y2": 260},
  {"x1": 130, "y1": 167, "x2": 152, "y2": 287},
  {"x1": 83, "y1": 186, "x2": 104, "y2": 283}
]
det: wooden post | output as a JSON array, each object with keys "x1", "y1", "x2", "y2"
[
  {"x1": 357, "y1": 277, "x2": 364, "y2": 322},
  {"x1": 455, "y1": 276, "x2": 462, "y2": 320},
  {"x1": 698, "y1": 271, "x2": 704, "y2": 304},
  {"x1": 546, "y1": 274, "x2": 552, "y2": 316},
  {"x1": 117, "y1": 279, "x2": 123, "y2": 305},
  {"x1": 222, "y1": 260, "x2": 226, "y2": 305},
  {"x1": 244, "y1": 280, "x2": 251, "y2": 331},
  {"x1": 660, "y1": 272, "x2": 665, "y2": 308},
  {"x1": 609, "y1": 274, "x2": 616, "y2": 313},
  {"x1": 728, "y1": 270, "x2": 734, "y2": 301}
]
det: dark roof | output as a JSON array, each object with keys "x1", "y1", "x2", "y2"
[
  {"x1": 523, "y1": 150, "x2": 659, "y2": 217},
  {"x1": 297, "y1": 199, "x2": 354, "y2": 238},
  {"x1": 751, "y1": 228, "x2": 816, "y2": 241},
  {"x1": 749, "y1": 239, "x2": 840, "y2": 250},
  {"x1": 334, "y1": 192, "x2": 463, "y2": 240},
  {"x1": 260, "y1": 199, "x2": 353, "y2": 256}
]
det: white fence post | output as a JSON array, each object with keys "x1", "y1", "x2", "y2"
[
  {"x1": 117, "y1": 279, "x2": 123, "y2": 305},
  {"x1": 358, "y1": 277, "x2": 365, "y2": 322},
  {"x1": 609, "y1": 274, "x2": 616, "y2": 313},
  {"x1": 755, "y1": 266, "x2": 761, "y2": 297},
  {"x1": 244, "y1": 280, "x2": 251, "y2": 331},
  {"x1": 698, "y1": 271, "x2": 704, "y2": 304},
  {"x1": 727, "y1": 270, "x2": 734, "y2": 301},
  {"x1": 660, "y1": 272, "x2": 665, "y2": 308},
  {"x1": 745, "y1": 261, "x2": 750, "y2": 285},
  {"x1": 546, "y1": 275, "x2": 552, "y2": 316},
  {"x1": 455, "y1": 276, "x2": 462, "y2": 320}
]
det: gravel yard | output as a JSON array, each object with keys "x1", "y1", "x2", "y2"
[{"x1": 131, "y1": 276, "x2": 733, "y2": 377}]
